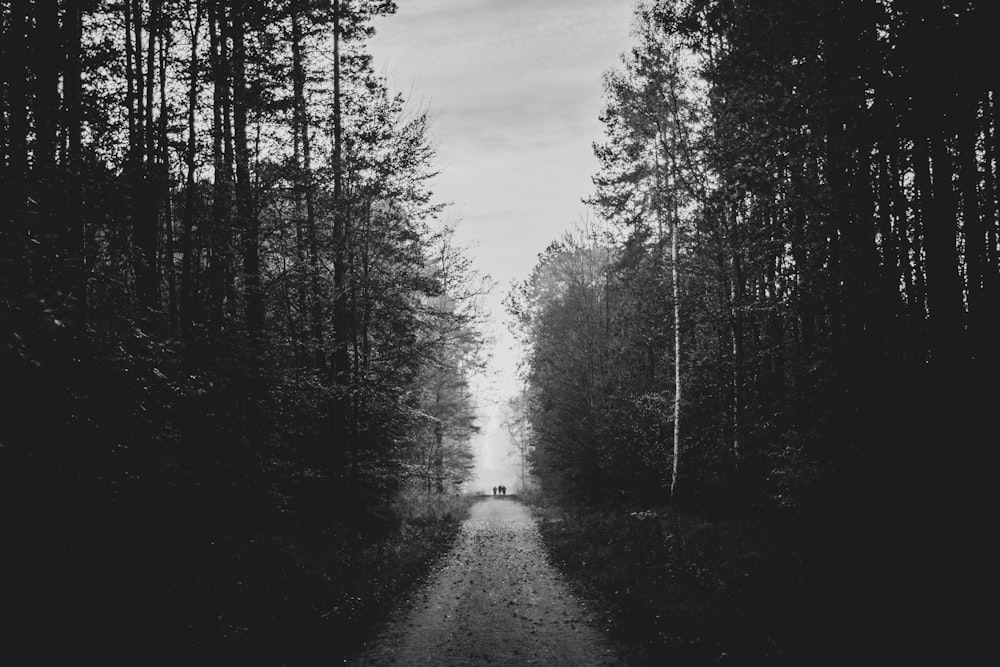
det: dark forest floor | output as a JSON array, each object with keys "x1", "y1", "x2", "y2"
[
  {"x1": 2, "y1": 452, "x2": 994, "y2": 666},
  {"x1": 0, "y1": 471, "x2": 474, "y2": 665},
  {"x1": 531, "y1": 500, "x2": 994, "y2": 666}
]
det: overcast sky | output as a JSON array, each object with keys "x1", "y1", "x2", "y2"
[{"x1": 369, "y1": 0, "x2": 636, "y2": 492}]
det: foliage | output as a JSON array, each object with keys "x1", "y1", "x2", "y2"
[
  {"x1": 0, "y1": 0, "x2": 486, "y2": 661},
  {"x1": 513, "y1": 0, "x2": 999, "y2": 659},
  {"x1": 534, "y1": 505, "x2": 853, "y2": 666},
  {"x1": 512, "y1": 0, "x2": 1000, "y2": 513}
]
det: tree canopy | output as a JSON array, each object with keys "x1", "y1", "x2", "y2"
[{"x1": 510, "y1": 0, "x2": 999, "y2": 587}]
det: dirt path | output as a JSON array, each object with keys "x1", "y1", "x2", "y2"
[{"x1": 351, "y1": 497, "x2": 621, "y2": 666}]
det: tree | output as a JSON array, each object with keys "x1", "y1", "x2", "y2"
[
  {"x1": 589, "y1": 6, "x2": 706, "y2": 501},
  {"x1": 501, "y1": 388, "x2": 534, "y2": 493},
  {"x1": 507, "y1": 225, "x2": 620, "y2": 501}
]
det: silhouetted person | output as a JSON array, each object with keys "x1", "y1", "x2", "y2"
[
  {"x1": 500, "y1": 485, "x2": 506, "y2": 495},
  {"x1": 492, "y1": 486, "x2": 497, "y2": 496}
]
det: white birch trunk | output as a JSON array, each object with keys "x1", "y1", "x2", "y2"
[{"x1": 670, "y1": 200, "x2": 681, "y2": 502}]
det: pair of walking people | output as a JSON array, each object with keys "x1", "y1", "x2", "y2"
[{"x1": 492, "y1": 484, "x2": 506, "y2": 496}]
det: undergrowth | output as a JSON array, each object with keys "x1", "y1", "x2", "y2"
[
  {"x1": 533, "y1": 503, "x2": 851, "y2": 666},
  {"x1": 1, "y1": 475, "x2": 474, "y2": 665}
]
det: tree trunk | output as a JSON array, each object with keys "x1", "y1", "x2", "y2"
[
  {"x1": 64, "y1": 0, "x2": 86, "y2": 321},
  {"x1": 728, "y1": 204, "x2": 744, "y2": 465},
  {"x1": 330, "y1": 0, "x2": 353, "y2": 472},
  {"x1": 208, "y1": 1, "x2": 230, "y2": 330},
  {"x1": 232, "y1": 0, "x2": 264, "y2": 443},
  {"x1": 31, "y1": 0, "x2": 59, "y2": 177},
  {"x1": 288, "y1": 10, "x2": 307, "y2": 366},
  {"x1": 434, "y1": 424, "x2": 444, "y2": 494},
  {"x1": 980, "y1": 92, "x2": 1000, "y2": 357},
  {"x1": 146, "y1": 0, "x2": 159, "y2": 166},
  {"x1": 180, "y1": 0, "x2": 201, "y2": 336},
  {"x1": 5, "y1": 0, "x2": 28, "y2": 181},
  {"x1": 31, "y1": 0, "x2": 61, "y2": 291},
  {"x1": 923, "y1": 126, "x2": 966, "y2": 369},
  {"x1": 957, "y1": 91, "x2": 986, "y2": 361},
  {"x1": 290, "y1": 5, "x2": 324, "y2": 370},
  {"x1": 158, "y1": 10, "x2": 177, "y2": 332},
  {"x1": 133, "y1": 0, "x2": 145, "y2": 154},
  {"x1": 129, "y1": 0, "x2": 158, "y2": 315},
  {"x1": 221, "y1": 7, "x2": 237, "y2": 317},
  {"x1": 2, "y1": 0, "x2": 29, "y2": 285},
  {"x1": 233, "y1": 3, "x2": 261, "y2": 347},
  {"x1": 124, "y1": 0, "x2": 138, "y2": 154},
  {"x1": 670, "y1": 181, "x2": 682, "y2": 503}
]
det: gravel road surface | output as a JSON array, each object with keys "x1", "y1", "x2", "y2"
[{"x1": 351, "y1": 497, "x2": 621, "y2": 666}]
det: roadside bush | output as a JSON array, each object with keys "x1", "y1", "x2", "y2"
[
  {"x1": 393, "y1": 484, "x2": 477, "y2": 525},
  {"x1": 1, "y1": 466, "x2": 473, "y2": 665},
  {"x1": 206, "y1": 484, "x2": 475, "y2": 664},
  {"x1": 534, "y1": 505, "x2": 842, "y2": 666}
]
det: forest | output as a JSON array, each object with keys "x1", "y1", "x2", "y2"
[
  {"x1": 508, "y1": 0, "x2": 997, "y2": 663},
  {"x1": 1, "y1": 0, "x2": 487, "y2": 661},
  {"x1": 1, "y1": 0, "x2": 997, "y2": 664}
]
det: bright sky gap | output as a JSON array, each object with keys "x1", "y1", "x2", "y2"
[{"x1": 369, "y1": 1, "x2": 636, "y2": 492}]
